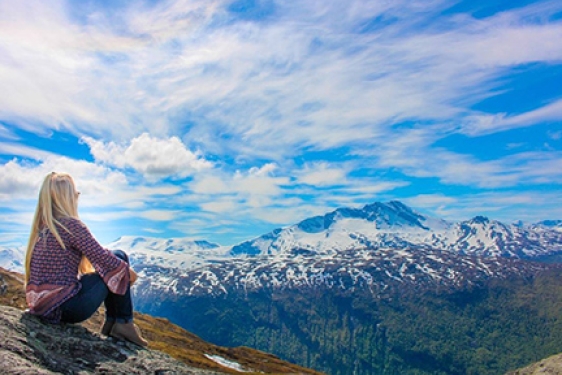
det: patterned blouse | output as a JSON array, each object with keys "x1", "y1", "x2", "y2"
[{"x1": 26, "y1": 217, "x2": 130, "y2": 323}]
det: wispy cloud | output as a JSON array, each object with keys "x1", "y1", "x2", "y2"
[
  {"x1": 406, "y1": 190, "x2": 562, "y2": 223},
  {"x1": 0, "y1": 0, "x2": 560, "y2": 244},
  {"x1": 461, "y1": 99, "x2": 562, "y2": 136}
]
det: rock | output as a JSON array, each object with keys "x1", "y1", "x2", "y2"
[
  {"x1": 0, "y1": 305, "x2": 221, "y2": 375},
  {"x1": 0, "y1": 274, "x2": 7, "y2": 294},
  {"x1": 506, "y1": 353, "x2": 562, "y2": 374}
]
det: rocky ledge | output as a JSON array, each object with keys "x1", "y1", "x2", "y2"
[
  {"x1": 0, "y1": 305, "x2": 219, "y2": 375},
  {"x1": 506, "y1": 352, "x2": 562, "y2": 375}
]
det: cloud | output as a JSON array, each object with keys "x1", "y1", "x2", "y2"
[
  {"x1": 0, "y1": 0, "x2": 561, "y2": 244},
  {"x1": 461, "y1": 99, "x2": 562, "y2": 136},
  {"x1": 82, "y1": 133, "x2": 212, "y2": 179},
  {"x1": 139, "y1": 209, "x2": 180, "y2": 221},
  {"x1": 0, "y1": 147, "x2": 185, "y2": 224},
  {"x1": 367, "y1": 125, "x2": 562, "y2": 188},
  {"x1": 296, "y1": 162, "x2": 348, "y2": 186},
  {"x1": 1, "y1": 0, "x2": 560, "y2": 160},
  {"x1": 407, "y1": 190, "x2": 562, "y2": 223},
  {"x1": 0, "y1": 152, "x2": 130, "y2": 200},
  {"x1": 200, "y1": 199, "x2": 240, "y2": 213},
  {"x1": 191, "y1": 163, "x2": 288, "y2": 197}
]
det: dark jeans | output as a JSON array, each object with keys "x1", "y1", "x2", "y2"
[{"x1": 60, "y1": 250, "x2": 133, "y2": 324}]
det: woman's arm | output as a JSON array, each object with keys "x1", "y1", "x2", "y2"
[{"x1": 65, "y1": 218, "x2": 131, "y2": 294}]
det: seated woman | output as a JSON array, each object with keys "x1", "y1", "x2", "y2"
[{"x1": 25, "y1": 172, "x2": 147, "y2": 347}]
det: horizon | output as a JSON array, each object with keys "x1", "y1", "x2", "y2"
[
  {"x1": 3, "y1": 199, "x2": 560, "y2": 249},
  {"x1": 0, "y1": 0, "x2": 561, "y2": 246}
]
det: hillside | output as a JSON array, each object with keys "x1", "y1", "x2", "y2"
[
  {"x1": 0, "y1": 304, "x2": 208, "y2": 374},
  {"x1": 0, "y1": 267, "x2": 323, "y2": 375},
  {"x1": 133, "y1": 266, "x2": 562, "y2": 375},
  {"x1": 507, "y1": 352, "x2": 562, "y2": 374}
]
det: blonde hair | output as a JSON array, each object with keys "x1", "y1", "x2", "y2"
[{"x1": 25, "y1": 172, "x2": 94, "y2": 285}]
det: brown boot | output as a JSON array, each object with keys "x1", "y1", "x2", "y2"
[
  {"x1": 100, "y1": 319, "x2": 114, "y2": 336},
  {"x1": 110, "y1": 322, "x2": 148, "y2": 347}
]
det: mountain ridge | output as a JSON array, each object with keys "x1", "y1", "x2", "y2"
[{"x1": 2, "y1": 201, "x2": 561, "y2": 273}]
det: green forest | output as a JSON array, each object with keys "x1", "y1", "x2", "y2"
[{"x1": 137, "y1": 268, "x2": 562, "y2": 375}]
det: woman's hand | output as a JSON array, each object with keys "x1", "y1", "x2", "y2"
[{"x1": 129, "y1": 267, "x2": 138, "y2": 285}]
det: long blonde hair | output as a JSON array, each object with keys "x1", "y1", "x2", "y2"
[{"x1": 25, "y1": 172, "x2": 93, "y2": 285}]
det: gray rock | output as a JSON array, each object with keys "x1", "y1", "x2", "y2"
[
  {"x1": 0, "y1": 274, "x2": 7, "y2": 294},
  {"x1": 0, "y1": 305, "x2": 222, "y2": 375},
  {"x1": 506, "y1": 352, "x2": 562, "y2": 375}
]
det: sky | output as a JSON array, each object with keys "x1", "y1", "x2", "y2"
[{"x1": 0, "y1": 0, "x2": 561, "y2": 246}]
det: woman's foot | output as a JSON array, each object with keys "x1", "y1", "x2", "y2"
[
  {"x1": 110, "y1": 322, "x2": 148, "y2": 347},
  {"x1": 100, "y1": 319, "x2": 114, "y2": 336}
]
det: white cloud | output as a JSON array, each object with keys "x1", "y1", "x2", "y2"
[
  {"x1": 297, "y1": 162, "x2": 348, "y2": 187},
  {"x1": 0, "y1": 0, "x2": 561, "y2": 244},
  {"x1": 366, "y1": 125, "x2": 562, "y2": 188},
  {"x1": 0, "y1": 0, "x2": 560, "y2": 160},
  {"x1": 200, "y1": 199, "x2": 239, "y2": 213},
  {"x1": 139, "y1": 209, "x2": 180, "y2": 221},
  {"x1": 0, "y1": 153, "x2": 131, "y2": 200},
  {"x1": 403, "y1": 194, "x2": 458, "y2": 212},
  {"x1": 191, "y1": 163, "x2": 288, "y2": 198},
  {"x1": 409, "y1": 191, "x2": 562, "y2": 223},
  {"x1": 461, "y1": 99, "x2": 562, "y2": 136},
  {"x1": 82, "y1": 133, "x2": 212, "y2": 179}
]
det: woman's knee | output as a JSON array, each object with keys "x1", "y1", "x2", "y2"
[{"x1": 112, "y1": 249, "x2": 129, "y2": 264}]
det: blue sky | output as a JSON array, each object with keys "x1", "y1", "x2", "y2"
[{"x1": 0, "y1": 0, "x2": 561, "y2": 246}]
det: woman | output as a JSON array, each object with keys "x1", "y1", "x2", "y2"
[{"x1": 25, "y1": 172, "x2": 147, "y2": 347}]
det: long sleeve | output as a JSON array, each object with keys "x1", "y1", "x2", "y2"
[{"x1": 65, "y1": 218, "x2": 131, "y2": 295}]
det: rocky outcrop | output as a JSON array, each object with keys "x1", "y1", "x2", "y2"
[
  {"x1": 506, "y1": 353, "x2": 562, "y2": 374},
  {"x1": 0, "y1": 305, "x2": 219, "y2": 374},
  {"x1": 0, "y1": 267, "x2": 323, "y2": 375}
]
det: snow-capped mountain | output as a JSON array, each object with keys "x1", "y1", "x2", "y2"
[
  {"x1": 106, "y1": 236, "x2": 230, "y2": 270},
  {"x1": 2, "y1": 201, "x2": 561, "y2": 291},
  {"x1": 530, "y1": 220, "x2": 562, "y2": 232},
  {"x1": 0, "y1": 246, "x2": 24, "y2": 272},
  {"x1": 126, "y1": 201, "x2": 562, "y2": 298},
  {"x1": 230, "y1": 202, "x2": 562, "y2": 259},
  {"x1": 134, "y1": 246, "x2": 554, "y2": 298}
]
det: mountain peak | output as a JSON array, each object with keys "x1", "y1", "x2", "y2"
[
  {"x1": 469, "y1": 216, "x2": 490, "y2": 224},
  {"x1": 295, "y1": 201, "x2": 432, "y2": 234}
]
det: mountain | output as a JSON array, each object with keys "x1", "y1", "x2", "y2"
[
  {"x1": 5, "y1": 201, "x2": 561, "y2": 275},
  {"x1": 78, "y1": 201, "x2": 562, "y2": 281},
  {"x1": 107, "y1": 236, "x2": 230, "y2": 270},
  {"x1": 4, "y1": 201, "x2": 562, "y2": 374},
  {"x1": 0, "y1": 267, "x2": 323, "y2": 375},
  {"x1": 230, "y1": 202, "x2": 562, "y2": 259},
  {"x1": 0, "y1": 246, "x2": 24, "y2": 272},
  {"x1": 121, "y1": 201, "x2": 562, "y2": 375},
  {"x1": 132, "y1": 259, "x2": 562, "y2": 375}
]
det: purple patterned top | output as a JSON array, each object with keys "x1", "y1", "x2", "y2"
[{"x1": 26, "y1": 217, "x2": 130, "y2": 323}]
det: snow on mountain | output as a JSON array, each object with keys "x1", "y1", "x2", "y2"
[
  {"x1": 230, "y1": 202, "x2": 562, "y2": 259},
  {"x1": 531, "y1": 220, "x2": 562, "y2": 232},
  {"x1": 1, "y1": 201, "x2": 560, "y2": 287},
  {"x1": 106, "y1": 236, "x2": 230, "y2": 270},
  {"x1": 128, "y1": 201, "x2": 562, "y2": 298},
  {"x1": 134, "y1": 246, "x2": 555, "y2": 298},
  {"x1": 0, "y1": 246, "x2": 24, "y2": 272}
]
